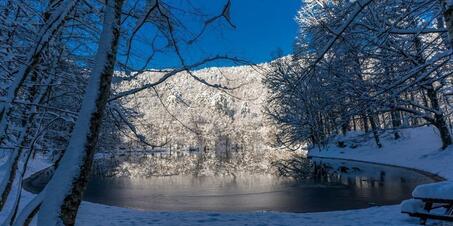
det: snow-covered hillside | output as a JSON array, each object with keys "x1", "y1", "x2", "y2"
[
  {"x1": 111, "y1": 64, "x2": 272, "y2": 151},
  {"x1": 96, "y1": 64, "x2": 294, "y2": 176}
]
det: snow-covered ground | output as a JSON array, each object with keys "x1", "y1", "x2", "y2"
[
  {"x1": 2, "y1": 126, "x2": 452, "y2": 225},
  {"x1": 74, "y1": 204, "x2": 414, "y2": 226},
  {"x1": 309, "y1": 126, "x2": 453, "y2": 180},
  {"x1": 2, "y1": 188, "x2": 423, "y2": 226}
]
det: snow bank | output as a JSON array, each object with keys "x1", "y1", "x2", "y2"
[{"x1": 309, "y1": 126, "x2": 453, "y2": 180}]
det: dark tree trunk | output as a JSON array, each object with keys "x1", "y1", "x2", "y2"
[
  {"x1": 409, "y1": 92, "x2": 420, "y2": 126},
  {"x1": 391, "y1": 110, "x2": 401, "y2": 140},
  {"x1": 434, "y1": 120, "x2": 453, "y2": 149},
  {"x1": 362, "y1": 114, "x2": 369, "y2": 132},
  {"x1": 441, "y1": 0, "x2": 453, "y2": 48},
  {"x1": 369, "y1": 115, "x2": 382, "y2": 148},
  {"x1": 426, "y1": 87, "x2": 452, "y2": 149},
  {"x1": 341, "y1": 122, "x2": 349, "y2": 135}
]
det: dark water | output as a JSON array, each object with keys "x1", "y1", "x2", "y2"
[{"x1": 24, "y1": 158, "x2": 437, "y2": 212}]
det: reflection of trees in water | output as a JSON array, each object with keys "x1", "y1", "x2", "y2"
[
  {"x1": 92, "y1": 142, "x2": 286, "y2": 177},
  {"x1": 273, "y1": 157, "x2": 341, "y2": 181},
  {"x1": 274, "y1": 158, "x2": 390, "y2": 189},
  {"x1": 273, "y1": 157, "x2": 313, "y2": 179},
  {"x1": 312, "y1": 162, "x2": 342, "y2": 183},
  {"x1": 313, "y1": 162, "x2": 390, "y2": 190}
]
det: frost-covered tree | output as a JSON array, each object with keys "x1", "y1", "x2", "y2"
[
  {"x1": 0, "y1": 0, "x2": 243, "y2": 225},
  {"x1": 96, "y1": 64, "x2": 289, "y2": 177},
  {"x1": 37, "y1": 0, "x2": 124, "y2": 224},
  {"x1": 266, "y1": 0, "x2": 452, "y2": 149},
  {"x1": 0, "y1": 0, "x2": 84, "y2": 220}
]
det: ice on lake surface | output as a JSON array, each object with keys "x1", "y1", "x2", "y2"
[{"x1": 24, "y1": 158, "x2": 437, "y2": 212}]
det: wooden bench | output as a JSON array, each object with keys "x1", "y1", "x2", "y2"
[{"x1": 401, "y1": 181, "x2": 453, "y2": 225}]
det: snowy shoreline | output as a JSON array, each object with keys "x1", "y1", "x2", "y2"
[
  {"x1": 309, "y1": 156, "x2": 446, "y2": 181},
  {"x1": 308, "y1": 127, "x2": 453, "y2": 181}
]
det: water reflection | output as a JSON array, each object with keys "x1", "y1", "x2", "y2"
[{"x1": 24, "y1": 158, "x2": 437, "y2": 212}]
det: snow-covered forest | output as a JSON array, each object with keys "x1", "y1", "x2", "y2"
[
  {"x1": 96, "y1": 65, "x2": 294, "y2": 177},
  {"x1": 265, "y1": 0, "x2": 453, "y2": 150},
  {"x1": 0, "y1": 0, "x2": 453, "y2": 225}
]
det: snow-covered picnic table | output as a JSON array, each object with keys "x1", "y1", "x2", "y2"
[{"x1": 401, "y1": 181, "x2": 453, "y2": 225}]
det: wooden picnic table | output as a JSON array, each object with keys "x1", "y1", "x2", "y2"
[
  {"x1": 410, "y1": 197, "x2": 453, "y2": 224},
  {"x1": 402, "y1": 182, "x2": 453, "y2": 225}
]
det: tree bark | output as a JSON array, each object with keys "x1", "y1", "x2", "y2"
[
  {"x1": 369, "y1": 114, "x2": 382, "y2": 148},
  {"x1": 38, "y1": 0, "x2": 123, "y2": 225},
  {"x1": 441, "y1": 0, "x2": 453, "y2": 48},
  {"x1": 414, "y1": 36, "x2": 452, "y2": 149},
  {"x1": 362, "y1": 114, "x2": 369, "y2": 132},
  {"x1": 391, "y1": 110, "x2": 401, "y2": 139},
  {"x1": 426, "y1": 86, "x2": 452, "y2": 149}
]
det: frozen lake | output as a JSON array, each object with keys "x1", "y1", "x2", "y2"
[{"x1": 24, "y1": 158, "x2": 437, "y2": 212}]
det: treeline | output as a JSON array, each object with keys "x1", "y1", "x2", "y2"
[{"x1": 265, "y1": 0, "x2": 453, "y2": 149}]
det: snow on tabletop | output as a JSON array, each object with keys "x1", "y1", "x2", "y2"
[{"x1": 413, "y1": 181, "x2": 453, "y2": 200}]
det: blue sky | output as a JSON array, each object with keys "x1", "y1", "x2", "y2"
[{"x1": 124, "y1": 0, "x2": 301, "y2": 69}]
